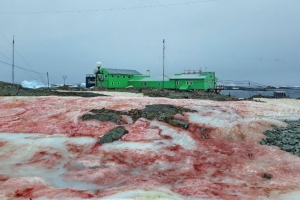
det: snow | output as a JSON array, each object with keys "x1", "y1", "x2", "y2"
[
  {"x1": 150, "y1": 121, "x2": 197, "y2": 150},
  {"x1": 20, "y1": 80, "x2": 87, "y2": 89},
  {"x1": 101, "y1": 189, "x2": 187, "y2": 200},
  {"x1": 21, "y1": 80, "x2": 47, "y2": 88},
  {"x1": 1, "y1": 96, "x2": 300, "y2": 199},
  {"x1": 0, "y1": 133, "x2": 97, "y2": 191}
]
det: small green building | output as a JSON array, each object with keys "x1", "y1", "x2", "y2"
[
  {"x1": 96, "y1": 68, "x2": 143, "y2": 89},
  {"x1": 94, "y1": 67, "x2": 218, "y2": 91}
]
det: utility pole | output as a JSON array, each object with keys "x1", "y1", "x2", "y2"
[
  {"x1": 162, "y1": 39, "x2": 165, "y2": 89},
  {"x1": 47, "y1": 72, "x2": 49, "y2": 88},
  {"x1": 12, "y1": 36, "x2": 14, "y2": 84},
  {"x1": 248, "y1": 81, "x2": 251, "y2": 98}
]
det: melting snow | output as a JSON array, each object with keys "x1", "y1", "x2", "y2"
[{"x1": 0, "y1": 96, "x2": 300, "y2": 199}]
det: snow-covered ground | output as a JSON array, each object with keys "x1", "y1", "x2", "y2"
[
  {"x1": 56, "y1": 90, "x2": 145, "y2": 97},
  {"x1": 0, "y1": 96, "x2": 300, "y2": 199}
]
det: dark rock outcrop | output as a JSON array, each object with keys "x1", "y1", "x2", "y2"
[
  {"x1": 260, "y1": 119, "x2": 300, "y2": 156},
  {"x1": 81, "y1": 104, "x2": 195, "y2": 129},
  {"x1": 99, "y1": 126, "x2": 129, "y2": 143},
  {"x1": 140, "y1": 104, "x2": 194, "y2": 129},
  {"x1": 262, "y1": 173, "x2": 273, "y2": 179},
  {"x1": 82, "y1": 108, "x2": 127, "y2": 124},
  {"x1": 92, "y1": 87, "x2": 238, "y2": 101},
  {"x1": 142, "y1": 89, "x2": 238, "y2": 101},
  {"x1": 0, "y1": 81, "x2": 106, "y2": 97}
]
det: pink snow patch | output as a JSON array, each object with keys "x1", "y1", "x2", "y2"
[
  {"x1": 122, "y1": 119, "x2": 166, "y2": 141},
  {"x1": 0, "y1": 96, "x2": 300, "y2": 199},
  {"x1": 0, "y1": 177, "x2": 94, "y2": 199}
]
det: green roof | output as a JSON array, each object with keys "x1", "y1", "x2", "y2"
[
  {"x1": 170, "y1": 74, "x2": 206, "y2": 80},
  {"x1": 130, "y1": 77, "x2": 169, "y2": 82},
  {"x1": 104, "y1": 68, "x2": 142, "y2": 75}
]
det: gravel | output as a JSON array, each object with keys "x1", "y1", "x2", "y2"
[{"x1": 260, "y1": 119, "x2": 300, "y2": 156}]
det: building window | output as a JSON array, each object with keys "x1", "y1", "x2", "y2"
[
  {"x1": 104, "y1": 75, "x2": 108, "y2": 78},
  {"x1": 210, "y1": 75, "x2": 212, "y2": 78},
  {"x1": 186, "y1": 81, "x2": 189, "y2": 85},
  {"x1": 117, "y1": 75, "x2": 120, "y2": 78},
  {"x1": 144, "y1": 82, "x2": 147, "y2": 85},
  {"x1": 111, "y1": 75, "x2": 114, "y2": 78},
  {"x1": 128, "y1": 76, "x2": 131, "y2": 79},
  {"x1": 190, "y1": 81, "x2": 193, "y2": 85},
  {"x1": 140, "y1": 82, "x2": 143, "y2": 85},
  {"x1": 176, "y1": 81, "x2": 179, "y2": 85},
  {"x1": 158, "y1": 82, "x2": 161, "y2": 86},
  {"x1": 111, "y1": 82, "x2": 114, "y2": 85},
  {"x1": 123, "y1": 75, "x2": 126, "y2": 78},
  {"x1": 117, "y1": 82, "x2": 120, "y2": 85},
  {"x1": 123, "y1": 82, "x2": 125, "y2": 85}
]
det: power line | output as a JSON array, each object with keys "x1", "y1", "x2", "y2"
[
  {"x1": 0, "y1": 30, "x2": 10, "y2": 43},
  {"x1": 14, "y1": 49, "x2": 47, "y2": 83},
  {"x1": 0, "y1": 0, "x2": 219, "y2": 15},
  {"x1": 0, "y1": 60, "x2": 46, "y2": 74},
  {"x1": 0, "y1": 30, "x2": 47, "y2": 83},
  {"x1": 0, "y1": 50, "x2": 11, "y2": 61}
]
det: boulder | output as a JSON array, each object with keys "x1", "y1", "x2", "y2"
[{"x1": 99, "y1": 126, "x2": 129, "y2": 143}]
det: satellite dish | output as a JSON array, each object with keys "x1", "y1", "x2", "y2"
[{"x1": 96, "y1": 62, "x2": 102, "y2": 68}]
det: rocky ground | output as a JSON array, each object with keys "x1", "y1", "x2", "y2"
[
  {"x1": 0, "y1": 81, "x2": 106, "y2": 97},
  {"x1": 1, "y1": 95, "x2": 300, "y2": 199},
  {"x1": 82, "y1": 103, "x2": 300, "y2": 159},
  {"x1": 260, "y1": 119, "x2": 300, "y2": 156},
  {"x1": 92, "y1": 87, "x2": 239, "y2": 101},
  {"x1": 81, "y1": 104, "x2": 195, "y2": 143},
  {"x1": 2, "y1": 80, "x2": 300, "y2": 157},
  {"x1": 0, "y1": 81, "x2": 239, "y2": 100}
]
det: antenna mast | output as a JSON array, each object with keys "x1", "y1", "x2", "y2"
[
  {"x1": 162, "y1": 39, "x2": 165, "y2": 89},
  {"x1": 12, "y1": 36, "x2": 14, "y2": 84}
]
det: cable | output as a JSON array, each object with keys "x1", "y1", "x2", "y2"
[
  {"x1": 0, "y1": 0, "x2": 219, "y2": 15},
  {"x1": 0, "y1": 60, "x2": 46, "y2": 74},
  {"x1": 48, "y1": 74, "x2": 59, "y2": 85},
  {"x1": 0, "y1": 30, "x2": 47, "y2": 83},
  {"x1": 0, "y1": 50, "x2": 11, "y2": 61},
  {"x1": 14, "y1": 49, "x2": 47, "y2": 83},
  {"x1": 1, "y1": 60, "x2": 44, "y2": 82},
  {"x1": 0, "y1": 30, "x2": 10, "y2": 43}
]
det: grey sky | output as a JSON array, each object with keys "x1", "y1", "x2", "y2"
[{"x1": 0, "y1": 0, "x2": 299, "y2": 86}]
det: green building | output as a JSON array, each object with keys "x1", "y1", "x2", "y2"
[
  {"x1": 96, "y1": 68, "x2": 143, "y2": 89},
  {"x1": 94, "y1": 67, "x2": 218, "y2": 91}
]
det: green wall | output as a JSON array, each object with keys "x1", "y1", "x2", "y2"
[
  {"x1": 96, "y1": 68, "x2": 137, "y2": 88},
  {"x1": 129, "y1": 79, "x2": 174, "y2": 89}
]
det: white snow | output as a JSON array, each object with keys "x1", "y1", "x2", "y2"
[
  {"x1": 0, "y1": 133, "x2": 97, "y2": 190},
  {"x1": 21, "y1": 80, "x2": 47, "y2": 88},
  {"x1": 150, "y1": 121, "x2": 196, "y2": 150},
  {"x1": 101, "y1": 189, "x2": 187, "y2": 200}
]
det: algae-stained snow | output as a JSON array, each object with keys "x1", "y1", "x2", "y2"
[{"x1": 0, "y1": 96, "x2": 300, "y2": 199}]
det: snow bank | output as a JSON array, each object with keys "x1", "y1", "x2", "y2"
[
  {"x1": 21, "y1": 80, "x2": 47, "y2": 88},
  {"x1": 1, "y1": 96, "x2": 300, "y2": 199}
]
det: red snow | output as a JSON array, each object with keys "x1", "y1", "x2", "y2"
[
  {"x1": 26, "y1": 151, "x2": 62, "y2": 169},
  {"x1": 0, "y1": 96, "x2": 300, "y2": 199},
  {"x1": 122, "y1": 120, "x2": 166, "y2": 141},
  {"x1": 0, "y1": 177, "x2": 94, "y2": 199}
]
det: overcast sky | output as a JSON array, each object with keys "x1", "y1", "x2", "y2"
[{"x1": 0, "y1": 0, "x2": 299, "y2": 86}]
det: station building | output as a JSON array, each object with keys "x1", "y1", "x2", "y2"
[{"x1": 87, "y1": 64, "x2": 218, "y2": 91}]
